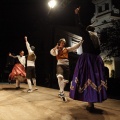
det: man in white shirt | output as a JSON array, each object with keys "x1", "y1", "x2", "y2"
[
  {"x1": 24, "y1": 36, "x2": 37, "y2": 92},
  {"x1": 50, "y1": 38, "x2": 83, "y2": 102}
]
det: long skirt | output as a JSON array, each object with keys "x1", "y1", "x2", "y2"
[
  {"x1": 9, "y1": 63, "x2": 26, "y2": 82},
  {"x1": 69, "y1": 53, "x2": 107, "y2": 103}
]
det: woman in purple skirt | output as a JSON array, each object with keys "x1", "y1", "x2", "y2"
[{"x1": 69, "y1": 7, "x2": 107, "y2": 112}]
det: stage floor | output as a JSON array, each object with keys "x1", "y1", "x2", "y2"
[{"x1": 0, "y1": 83, "x2": 120, "y2": 120}]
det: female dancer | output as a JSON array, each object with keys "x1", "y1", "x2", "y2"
[
  {"x1": 9, "y1": 50, "x2": 26, "y2": 89},
  {"x1": 70, "y1": 7, "x2": 107, "y2": 112}
]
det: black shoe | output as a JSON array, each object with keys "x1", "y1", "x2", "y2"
[
  {"x1": 86, "y1": 106, "x2": 95, "y2": 112},
  {"x1": 58, "y1": 92, "x2": 64, "y2": 97},
  {"x1": 61, "y1": 96, "x2": 67, "y2": 102},
  {"x1": 58, "y1": 91, "x2": 64, "y2": 98},
  {"x1": 58, "y1": 92, "x2": 67, "y2": 102},
  {"x1": 16, "y1": 87, "x2": 20, "y2": 90}
]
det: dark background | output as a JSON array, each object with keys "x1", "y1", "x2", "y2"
[{"x1": 0, "y1": 0, "x2": 95, "y2": 87}]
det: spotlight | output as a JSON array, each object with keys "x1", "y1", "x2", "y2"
[{"x1": 48, "y1": 0, "x2": 57, "y2": 9}]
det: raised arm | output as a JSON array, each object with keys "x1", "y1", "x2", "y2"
[
  {"x1": 24, "y1": 36, "x2": 33, "y2": 55},
  {"x1": 74, "y1": 6, "x2": 86, "y2": 31}
]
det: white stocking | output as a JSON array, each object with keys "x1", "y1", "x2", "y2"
[
  {"x1": 57, "y1": 77, "x2": 63, "y2": 92},
  {"x1": 27, "y1": 79, "x2": 32, "y2": 89},
  {"x1": 60, "y1": 79, "x2": 67, "y2": 93},
  {"x1": 32, "y1": 78, "x2": 36, "y2": 87},
  {"x1": 16, "y1": 79, "x2": 20, "y2": 87}
]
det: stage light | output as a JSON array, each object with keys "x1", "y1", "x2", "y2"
[{"x1": 48, "y1": 0, "x2": 57, "y2": 9}]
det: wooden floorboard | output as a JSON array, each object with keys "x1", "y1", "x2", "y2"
[{"x1": 0, "y1": 83, "x2": 120, "y2": 120}]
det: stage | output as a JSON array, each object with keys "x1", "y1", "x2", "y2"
[{"x1": 0, "y1": 83, "x2": 120, "y2": 120}]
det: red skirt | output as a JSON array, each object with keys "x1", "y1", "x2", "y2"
[{"x1": 9, "y1": 63, "x2": 26, "y2": 82}]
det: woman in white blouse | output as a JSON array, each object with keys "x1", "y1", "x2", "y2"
[{"x1": 9, "y1": 50, "x2": 26, "y2": 89}]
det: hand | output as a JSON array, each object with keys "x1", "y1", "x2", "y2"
[
  {"x1": 75, "y1": 7, "x2": 80, "y2": 14},
  {"x1": 56, "y1": 43, "x2": 59, "y2": 49},
  {"x1": 53, "y1": 44, "x2": 58, "y2": 50},
  {"x1": 9, "y1": 53, "x2": 12, "y2": 56},
  {"x1": 24, "y1": 36, "x2": 27, "y2": 42}
]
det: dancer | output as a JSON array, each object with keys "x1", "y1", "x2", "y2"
[
  {"x1": 50, "y1": 38, "x2": 83, "y2": 102},
  {"x1": 9, "y1": 50, "x2": 26, "y2": 89},
  {"x1": 70, "y1": 7, "x2": 107, "y2": 112},
  {"x1": 24, "y1": 36, "x2": 37, "y2": 93}
]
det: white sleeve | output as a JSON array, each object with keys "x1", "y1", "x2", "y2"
[
  {"x1": 50, "y1": 48, "x2": 58, "y2": 56},
  {"x1": 26, "y1": 41, "x2": 33, "y2": 55},
  {"x1": 67, "y1": 41, "x2": 82, "y2": 52},
  {"x1": 11, "y1": 55, "x2": 17, "y2": 58},
  {"x1": 23, "y1": 56, "x2": 26, "y2": 67}
]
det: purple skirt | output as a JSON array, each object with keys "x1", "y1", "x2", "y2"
[{"x1": 69, "y1": 53, "x2": 107, "y2": 103}]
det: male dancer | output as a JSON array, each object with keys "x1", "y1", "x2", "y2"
[
  {"x1": 50, "y1": 38, "x2": 83, "y2": 102},
  {"x1": 24, "y1": 36, "x2": 38, "y2": 92}
]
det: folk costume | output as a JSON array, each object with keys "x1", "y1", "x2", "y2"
[
  {"x1": 50, "y1": 38, "x2": 83, "y2": 102},
  {"x1": 69, "y1": 24, "x2": 107, "y2": 112},
  {"x1": 25, "y1": 37, "x2": 37, "y2": 93},
  {"x1": 9, "y1": 54, "x2": 26, "y2": 88}
]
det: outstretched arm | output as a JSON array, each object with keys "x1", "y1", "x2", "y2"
[
  {"x1": 67, "y1": 40, "x2": 84, "y2": 52},
  {"x1": 9, "y1": 53, "x2": 17, "y2": 58}
]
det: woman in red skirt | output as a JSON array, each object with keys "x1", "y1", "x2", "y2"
[{"x1": 9, "y1": 50, "x2": 26, "y2": 89}]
